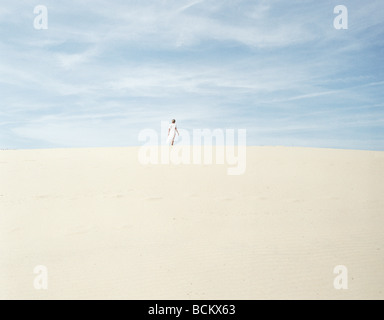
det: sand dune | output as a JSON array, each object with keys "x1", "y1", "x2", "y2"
[{"x1": 1, "y1": 147, "x2": 383, "y2": 300}]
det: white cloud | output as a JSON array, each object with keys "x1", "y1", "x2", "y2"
[{"x1": 56, "y1": 48, "x2": 99, "y2": 69}]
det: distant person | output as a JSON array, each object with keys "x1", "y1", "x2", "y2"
[{"x1": 166, "y1": 119, "x2": 179, "y2": 146}]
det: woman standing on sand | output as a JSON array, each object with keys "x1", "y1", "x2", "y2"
[{"x1": 166, "y1": 119, "x2": 179, "y2": 146}]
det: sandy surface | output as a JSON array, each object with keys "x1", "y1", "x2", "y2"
[{"x1": 1, "y1": 146, "x2": 383, "y2": 300}]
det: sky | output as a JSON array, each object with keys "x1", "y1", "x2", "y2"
[{"x1": 0, "y1": 0, "x2": 384, "y2": 150}]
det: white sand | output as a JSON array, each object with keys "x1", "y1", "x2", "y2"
[{"x1": 1, "y1": 146, "x2": 383, "y2": 300}]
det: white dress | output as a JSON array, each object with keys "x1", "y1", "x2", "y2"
[{"x1": 166, "y1": 123, "x2": 177, "y2": 144}]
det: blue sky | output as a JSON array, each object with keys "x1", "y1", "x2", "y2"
[{"x1": 0, "y1": 0, "x2": 383, "y2": 150}]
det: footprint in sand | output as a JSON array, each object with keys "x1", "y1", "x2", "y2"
[
  {"x1": 144, "y1": 196, "x2": 163, "y2": 201},
  {"x1": 8, "y1": 227, "x2": 21, "y2": 233},
  {"x1": 287, "y1": 198, "x2": 302, "y2": 203},
  {"x1": 215, "y1": 197, "x2": 234, "y2": 201},
  {"x1": 104, "y1": 190, "x2": 134, "y2": 199},
  {"x1": 115, "y1": 224, "x2": 133, "y2": 230},
  {"x1": 64, "y1": 225, "x2": 94, "y2": 236},
  {"x1": 36, "y1": 195, "x2": 51, "y2": 199},
  {"x1": 185, "y1": 193, "x2": 199, "y2": 198},
  {"x1": 145, "y1": 197, "x2": 163, "y2": 201}
]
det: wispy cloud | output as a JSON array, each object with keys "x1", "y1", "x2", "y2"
[
  {"x1": 56, "y1": 49, "x2": 99, "y2": 70},
  {"x1": 176, "y1": 0, "x2": 206, "y2": 13}
]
